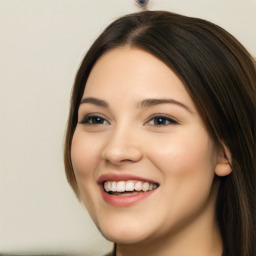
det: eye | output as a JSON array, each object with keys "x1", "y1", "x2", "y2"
[
  {"x1": 80, "y1": 115, "x2": 110, "y2": 125},
  {"x1": 147, "y1": 116, "x2": 178, "y2": 126}
]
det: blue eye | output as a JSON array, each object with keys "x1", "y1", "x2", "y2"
[
  {"x1": 148, "y1": 116, "x2": 178, "y2": 126},
  {"x1": 80, "y1": 115, "x2": 110, "y2": 125}
]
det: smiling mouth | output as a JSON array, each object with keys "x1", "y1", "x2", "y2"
[{"x1": 103, "y1": 180, "x2": 159, "y2": 196}]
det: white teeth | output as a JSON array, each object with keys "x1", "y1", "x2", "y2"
[
  {"x1": 104, "y1": 182, "x2": 110, "y2": 192},
  {"x1": 116, "y1": 181, "x2": 125, "y2": 192},
  {"x1": 135, "y1": 181, "x2": 142, "y2": 191},
  {"x1": 107, "y1": 181, "x2": 112, "y2": 192},
  {"x1": 125, "y1": 180, "x2": 134, "y2": 191},
  {"x1": 142, "y1": 182, "x2": 149, "y2": 192},
  {"x1": 111, "y1": 181, "x2": 117, "y2": 192},
  {"x1": 103, "y1": 180, "x2": 158, "y2": 193}
]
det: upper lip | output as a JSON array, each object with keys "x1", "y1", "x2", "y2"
[{"x1": 97, "y1": 173, "x2": 159, "y2": 185}]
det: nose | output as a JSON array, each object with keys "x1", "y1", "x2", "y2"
[{"x1": 101, "y1": 126, "x2": 143, "y2": 165}]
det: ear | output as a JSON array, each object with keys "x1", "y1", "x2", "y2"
[{"x1": 215, "y1": 144, "x2": 232, "y2": 177}]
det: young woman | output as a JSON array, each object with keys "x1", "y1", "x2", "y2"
[{"x1": 64, "y1": 11, "x2": 256, "y2": 256}]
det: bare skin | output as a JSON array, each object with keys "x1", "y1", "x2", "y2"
[{"x1": 71, "y1": 47, "x2": 231, "y2": 256}]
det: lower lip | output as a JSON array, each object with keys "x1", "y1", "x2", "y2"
[{"x1": 100, "y1": 186, "x2": 157, "y2": 207}]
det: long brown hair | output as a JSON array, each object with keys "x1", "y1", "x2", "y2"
[{"x1": 64, "y1": 11, "x2": 256, "y2": 256}]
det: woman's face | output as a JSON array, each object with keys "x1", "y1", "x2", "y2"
[{"x1": 71, "y1": 47, "x2": 219, "y2": 244}]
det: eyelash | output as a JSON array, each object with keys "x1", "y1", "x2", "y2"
[
  {"x1": 79, "y1": 114, "x2": 179, "y2": 126},
  {"x1": 146, "y1": 115, "x2": 179, "y2": 126},
  {"x1": 80, "y1": 115, "x2": 110, "y2": 125}
]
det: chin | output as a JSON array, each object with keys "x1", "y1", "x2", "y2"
[
  {"x1": 97, "y1": 220, "x2": 153, "y2": 244},
  {"x1": 102, "y1": 231, "x2": 148, "y2": 244}
]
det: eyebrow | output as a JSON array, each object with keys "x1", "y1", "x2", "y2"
[
  {"x1": 80, "y1": 97, "x2": 109, "y2": 108},
  {"x1": 80, "y1": 97, "x2": 192, "y2": 113},
  {"x1": 138, "y1": 98, "x2": 193, "y2": 113}
]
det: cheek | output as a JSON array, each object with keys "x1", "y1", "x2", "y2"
[
  {"x1": 70, "y1": 130, "x2": 101, "y2": 206},
  {"x1": 71, "y1": 130, "x2": 108, "y2": 225},
  {"x1": 71, "y1": 130, "x2": 99, "y2": 178},
  {"x1": 144, "y1": 128, "x2": 218, "y2": 232},
  {"x1": 151, "y1": 128, "x2": 216, "y2": 174},
  {"x1": 148, "y1": 127, "x2": 217, "y2": 195}
]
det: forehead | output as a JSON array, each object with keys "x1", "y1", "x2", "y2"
[{"x1": 83, "y1": 47, "x2": 194, "y2": 108}]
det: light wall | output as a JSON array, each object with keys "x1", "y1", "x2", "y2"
[{"x1": 0, "y1": 0, "x2": 255, "y2": 255}]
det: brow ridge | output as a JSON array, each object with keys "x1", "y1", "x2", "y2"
[
  {"x1": 80, "y1": 97, "x2": 109, "y2": 108},
  {"x1": 138, "y1": 98, "x2": 193, "y2": 113},
  {"x1": 80, "y1": 97, "x2": 192, "y2": 113}
]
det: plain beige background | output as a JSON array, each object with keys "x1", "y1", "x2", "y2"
[{"x1": 0, "y1": 0, "x2": 255, "y2": 255}]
